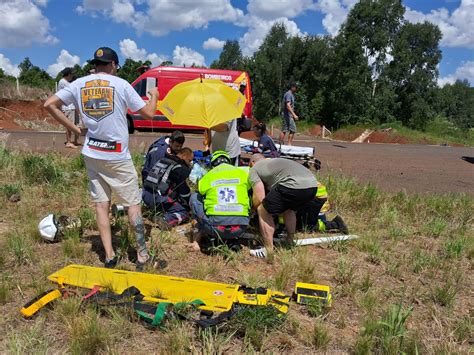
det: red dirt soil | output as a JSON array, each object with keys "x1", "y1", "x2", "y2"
[{"x1": 0, "y1": 98, "x2": 59, "y2": 130}]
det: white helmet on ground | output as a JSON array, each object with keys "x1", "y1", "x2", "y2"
[{"x1": 38, "y1": 214, "x2": 59, "y2": 242}]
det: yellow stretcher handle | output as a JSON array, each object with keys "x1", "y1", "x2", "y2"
[{"x1": 21, "y1": 289, "x2": 62, "y2": 318}]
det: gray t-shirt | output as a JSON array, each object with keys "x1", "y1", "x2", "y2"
[
  {"x1": 282, "y1": 90, "x2": 295, "y2": 118},
  {"x1": 250, "y1": 158, "x2": 317, "y2": 190},
  {"x1": 211, "y1": 119, "x2": 240, "y2": 159}
]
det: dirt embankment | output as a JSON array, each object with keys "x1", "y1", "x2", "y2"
[{"x1": 0, "y1": 98, "x2": 59, "y2": 131}]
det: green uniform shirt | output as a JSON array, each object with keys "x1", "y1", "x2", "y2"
[{"x1": 198, "y1": 163, "x2": 251, "y2": 216}]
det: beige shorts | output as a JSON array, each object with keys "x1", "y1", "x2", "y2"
[{"x1": 84, "y1": 156, "x2": 141, "y2": 206}]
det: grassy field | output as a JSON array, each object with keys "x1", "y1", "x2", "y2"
[
  {"x1": 331, "y1": 119, "x2": 474, "y2": 147},
  {"x1": 0, "y1": 146, "x2": 472, "y2": 353}
]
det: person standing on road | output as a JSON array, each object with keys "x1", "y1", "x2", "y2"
[
  {"x1": 206, "y1": 118, "x2": 241, "y2": 166},
  {"x1": 249, "y1": 154, "x2": 317, "y2": 258},
  {"x1": 44, "y1": 47, "x2": 159, "y2": 270},
  {"x1": 58, "y1": 67, "x2": 80, "y2": 148},
  {"x1": 280, "y1": 82, "x2": 298, "y2": 146}
]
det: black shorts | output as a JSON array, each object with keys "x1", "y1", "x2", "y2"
[{"x1": 263, "y1": 185, "x2": 317, "y2": 216}]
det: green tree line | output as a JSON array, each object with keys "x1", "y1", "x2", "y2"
[
  {"x1": 211, "y1": 0, "x2": 473, "y2": 131},
  {"x1": 2, "y1": 0, "x2": 472, "y2": 131}
]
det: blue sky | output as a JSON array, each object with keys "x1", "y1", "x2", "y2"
[{"x1": 0, "y1": 0, "x2": 472, "y2": 86}]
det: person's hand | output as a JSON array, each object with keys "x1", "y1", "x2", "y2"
[
  {"x1": 293, "y1": 114, "x2": 299, "y2": 120},
  {"x1": 147, "y1": 87, "x2": 159, "y2": 98}
]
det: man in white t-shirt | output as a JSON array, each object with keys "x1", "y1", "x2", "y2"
[
  {"x1": 58, "y1": 67, "x2": 80, "y2": 148},
  {"x1": 44, "y1": 47, "x2": 159, "y2": 270},
  {"x1": 207, "y1": 119, "x2": 240, "y2": 166}
]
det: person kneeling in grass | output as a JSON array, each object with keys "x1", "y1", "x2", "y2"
[{"x1": 249, "y1": 154, "x2": 317, "y2": 258}]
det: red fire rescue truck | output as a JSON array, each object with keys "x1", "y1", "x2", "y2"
[{"x1": 127, "y1": 66, "x2": 252, "y2": 132}]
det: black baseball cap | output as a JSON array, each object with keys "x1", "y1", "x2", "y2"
[{"x1": 89, "y1": 47, "x2": 119, "y2": 65}]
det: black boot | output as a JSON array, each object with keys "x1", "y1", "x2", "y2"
[{"x1": 325, "y1": 215, "x2": 349, "y2": 234}]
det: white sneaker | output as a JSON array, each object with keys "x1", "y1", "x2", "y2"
[{"x1": 250, "y1": 247, "x2": 267, "y2": 258}]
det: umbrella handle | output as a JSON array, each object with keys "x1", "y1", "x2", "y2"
[{"x1": 203, "y1": 129, "x2": 211, "y2": 148}]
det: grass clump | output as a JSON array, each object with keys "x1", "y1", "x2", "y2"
[
  {"x1": 431, "y1": 280, "x2": 459, "y2": 307},
  {"x1": 62, "y1": 230, "x2": 85, "y2": 260},
  {"x1": 227, "y1": 305, "x2": 285, "y2": 350},
  {"x1": 453, "y1": 315, "x2": 472, "y2": 343},
  {"x1": 68, "y1": 308, "x2": 112, "y2": 355},
  {"x1": 7, "y1": 318, "x2": 50, "y2": 354},
  {"x1": 335, "y1": 257, "x2": 354, "y2": 285},
  {"x1": 20, "y1": 153, "x2": 65, "y2": 185},
  {"x1": 6, "y1": 230, "x2": 34, "y2": 265},
  {"x1": 355, "y1": 303, "x2": 413, "y2": 355},
  {"x1": 190, "y1": 258, "x2": 219, "y2": 280},
  {"x1": 442, "y1": 237, "x2": 465, "y2": 259},
  {"x1": 310, "y1": 321, "x2": 331, "y2": 350},
  {"x1": 0, "y1": 273, "x2": 12, "y2": 304},
  {"x1": 162, "y1": 320, "x2": 193, "y2": 354},
  {"x1": 1, "y1": 183, "x2": 21, "y2": 201}
]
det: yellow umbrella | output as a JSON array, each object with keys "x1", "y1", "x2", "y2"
[{"x1": 157, "y1": 78, "x2": 246, "y2": 128}]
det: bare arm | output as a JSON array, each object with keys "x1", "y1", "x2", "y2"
[
  {"x1": 44, "y1": 95, "x2": 81, "y2": 135},
  {"x1": 137, "y1": 88, "x2": 159, "y2": 120},
  {"x1": 286, "y1": 101, "x2": 298, "y2": 120},
  {"x1": 252, "y1": 181, "x2": 266, "y2": 210}
]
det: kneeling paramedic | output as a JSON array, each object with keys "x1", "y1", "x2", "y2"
[
  {"x1": 142, "y1": 131, "x2": 185, "y2": 183},
  {"x1": 142, "y1": 148, "x2": 194, "y2": 230},
  {"x1": 189, "y1": 151, "x2": 251, "y2": 251}
]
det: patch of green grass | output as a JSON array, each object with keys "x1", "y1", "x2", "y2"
[
  {"x1": 20, "y1": 153, "x2": 66, "y2": 185},
  {"x1": 422, "y1": 217, "x2": 447, "y2": 238},
  {"x1": 0, "y1": 273, "x2": 12, "y2": 304},
  {"x1": 78, "y1": 207, "x2": 96, "y2": 230},
  {"x1": 355, "y1": 303, "x2": 413, "y2": 354},
  {"x1": 190, "y1": 258, "x2": 219, "y2": 280},
  {"x1": 196, "y1": 327, "x2": 236, "y2": 354},
  {"x1": 62, "y1": 230, "x2": 85, "y2": 260},
  {"x1": 311, "y1": 321, "x2": 331, "y2": 350},
  {"x1": 0, "y1": 182, "x2": 21, "y2": 200},
  {"x1": 411, "y1": 249, "x2": 433, "y2": 274},
  {"x1": 359, "y1": 273, "x2": 373, "y2": 292},
  {"x1": 305, "y1": 298, "x2": 328, "y2": 318},
  {"x1": 227, "y1": 305, "x2": 285, "y2": 350},
  {"x1": 7, "y1": 317, "x2": 50, "y2": 354},
  {"x1": 453, "y1": 315, "x2": 472, "y2": 343},
  {"x1": 442, "y1": 237, "x2": 465, "y2": 259},
  {"x1": 68, "y1": 308, "x2": 112, "y2": 355},
  {"x1": 6, "y1": 230, "x2": 34, "y2": 265},
  {"x1": 163, "y1": 320, "x2": 193, "y2": 353},
  {"x1": 431, "y1": 280, "x2": 458, "y2": 307},
  {"x1": 335, "y1": 257, "x2": 354, "y2": 285}
]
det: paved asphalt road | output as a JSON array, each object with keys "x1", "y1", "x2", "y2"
[{"x1": 1, "y1": 130, "x2": 473, "y2": 195}]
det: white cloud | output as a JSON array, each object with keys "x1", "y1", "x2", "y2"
[
  {"x1": 203, "y1": 37, "x2": 225, "y2": 50},
  {"x1": 438, "y1": 61, "x2": 474, "y2": 86},
  {"x1": 247, "y1": 0, "x2": 316, "y2": 20},
  {"x1": 32, "y1": 0, "x2": 48, "y2": 6},
  {"x1": 46, "y1": 50, "x2": 81, "y2": 77},
  {"x1": 172, "y1": 46, "x2": 205, "y2": 67},
  {"x1": 239, "y1": 17, "x2": 304, "y2": 56},
  {"x1": 119, "y1": 38, "x2": 167, "y2": 67},
  {"x1": 0, "y1": 53, "x2": 20, "y2": 77},
  {"x1": 77, "y1": 0, "x2": 243, "y2": 36},
  {"x1": 0, "y1": 0, "x2": 58, "y2": 47},
  {"x1": 405, "y1": 0, "x2": 474, "y2": 48},
  {"x1": 316, "y1": 0, "x2": 358, "y2": 35}
]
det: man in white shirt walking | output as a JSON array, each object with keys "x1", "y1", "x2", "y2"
[
  {"x1": 57, "y1": 67, "x2": 80, "y2": 148},
  {"x1": 44, "y1": 47, "x2": 158, "y2": 270}
]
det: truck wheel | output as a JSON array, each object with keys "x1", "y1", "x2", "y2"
[{"x1": 127, "y1": 115, "x2": 135, "y2": 134}]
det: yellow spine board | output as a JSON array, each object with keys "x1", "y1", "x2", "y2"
[
  {"x1": 21, "y1": 289, "x2": 62, "y2": 318},
  {"x1": 48, "y1": 265, "x2": 237, "y2": 312},
  {"x1": 236, "y1": 290, "x2": 290, "y2": 313}
]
